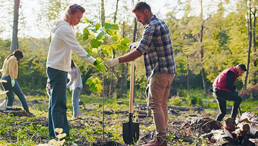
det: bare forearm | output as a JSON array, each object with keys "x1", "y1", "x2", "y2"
[{"x1": 118, "y1": 50, "x2": 142, "y2": 63}]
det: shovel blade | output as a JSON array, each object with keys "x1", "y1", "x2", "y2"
[{"x1": 123, "y1": 121, "x2": 139, "y2": 144}]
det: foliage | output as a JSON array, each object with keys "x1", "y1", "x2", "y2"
[
  {"x1": 188, "y1": 94, "x2": 203, "y2": 106},
  {"x1": 86, "y1": 76, "x2": 103, "y2": 94},
  {"x1": 2, "y1": 0, "x2": 258, "y2": 145},
  {"x1": 168, "y1": 96, "x2": 183, "y2": 106}
]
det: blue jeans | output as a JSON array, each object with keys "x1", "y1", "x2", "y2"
[
  {"x1": 1, "y1": 76, "x2": 29, "y2": 111},
  {"x1": 72, "y1": 87, "x2": 82, "y2": 116},
  {"x1": 47, "y1": 67, "x2": 69, "y2": 139}
]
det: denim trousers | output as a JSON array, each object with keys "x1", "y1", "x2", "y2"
[
  {"x1": 148, "y1": 73, "x2": 175, "y2": 141},
  {"x1": 213, "y1": 89, "x2": 242, "y2": 121},
  {"x1": 72, "y1": 87, "x2": 81, "y2": 116},
  {"x1": 47, "y1": 67, "x2": 69, "y2": 139},
  {"x1": 1, "y1": 76, "x2": 29, "y2": 110}
]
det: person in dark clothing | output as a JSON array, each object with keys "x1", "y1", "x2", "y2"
[{"x1": 212, "y1": 64, "x2": 246, "y2": 121}]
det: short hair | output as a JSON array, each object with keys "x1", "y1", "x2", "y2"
[
  {"x1": 132, "y1": 1, "x2": 152, "y2": 13},
  {"x1": 236, "y1": 63, "x2": 247, "y2": 71}
]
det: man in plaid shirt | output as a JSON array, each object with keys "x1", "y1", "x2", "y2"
[{"x1": 104, "y1": 1, "x2": 176, "y2": 146}]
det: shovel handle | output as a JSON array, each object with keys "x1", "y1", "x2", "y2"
[{"x1": 129, "y1": 61, "x2": 134, "y2": 114}]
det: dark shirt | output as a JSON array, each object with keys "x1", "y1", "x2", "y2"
[{"x1": 226, "y1": 71, "x2": 236, "y2": 92}]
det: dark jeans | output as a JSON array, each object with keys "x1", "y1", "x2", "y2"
[
  {"x1": 47, "y1": 67, "x2": 69, "y2": 139},
  {"x1": 213, "y1": 89, "x2": 242, "y2": 121},
  {"x1": 1, "y1": 76, "x2": 29, "y2": 110}
]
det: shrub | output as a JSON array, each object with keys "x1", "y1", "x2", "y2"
[
  {"x1": 169, "y1": 96, "x2": 182, "y2": 106},
  {"x1": 188, "y1": 95, "x2": 203, "y2": 106}
]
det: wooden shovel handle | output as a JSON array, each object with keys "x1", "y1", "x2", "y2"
[{"x1": 129, "y1": 61, "x2": 134, "y2": 113}]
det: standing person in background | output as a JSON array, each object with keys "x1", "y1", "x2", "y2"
[
  {"x1": 46, "y1": 4, "x2": 105, "y2": 139},
  {"x1": 212, "y1": 64, "x2": 246, "y2": 122},
  {"x1": 1, "y1": 50, "x2": 34, "y2": 117},
  {"x1": 67, "y1": 60, "x2": 82, "y2": 120},
  {"x1": 104, "y1": 2, "x2": 176, "y2": 146}
]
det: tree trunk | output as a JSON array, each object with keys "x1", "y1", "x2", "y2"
[
  {"x1": 123, "y1": 21, "x2": 128, "y2": 97},
  {"x1": 200, "y1": 0, "x2": 207, "y2": 94},
  {"x1": 252, "y1": 8, "x2": 257, "y2": 85},
  {"x1": 244, "y1": 0, "x2": 252, "y2": 88},
  {"x1": 11, "y1": 0, "x2": 20, "y2": 53},
  {"x1": 101, "y1": 0, "x2": 105, "y2": 27},
  {"x1": 113, "y1": 0, "x2": 119, "y2": 23}
]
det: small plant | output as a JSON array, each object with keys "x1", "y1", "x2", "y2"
[
  {"x1": 47, "y1": 128, "x2": 66, "y2": 146},
  {"x1": 169, "y1": 96, "x2": 182, "y2": 106},
  {"x1": 188, "y1": 95, "x2": 203, "y2": 106},
  {"x1": 167, "y1": 133, "x2": 176, "y2": 141},
  {"x1": 189, "y1": 95, "x2": 197, "y2": 106}
]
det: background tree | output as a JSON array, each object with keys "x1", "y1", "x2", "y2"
[{"x1": 11, "y1": 0, "x2": 20, "y2": 53}]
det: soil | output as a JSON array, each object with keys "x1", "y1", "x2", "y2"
[{"x1": 0, "y1": 97, "x2": 221, "y2": 146}]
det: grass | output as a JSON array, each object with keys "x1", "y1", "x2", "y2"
[{"x1": 1, "y1": 89, "x2": 258, "y2": 145}]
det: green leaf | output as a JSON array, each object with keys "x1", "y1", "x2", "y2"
[
  {"x1": 112, "y1": 24, "x2": 119, "y2": 30},
  {"x1": 102, "y1": 45, "x2": 112, "y2": 56},
  {"x1": 120, "y1": 37, "x2": 131, "y2": 45},
  {"x1": 106, "y1": 29, "x2": 116, "y2": 35},
  {"x1": 86, "y1": 78, "x2": 92, "y2": 85},
  {"x1": 95, "y1": 23, "x2": 101, "y2": 30},
  {"x1": 112, "y1": 35, "x2": 119, "y2": 42},
  {"x1": 86, "y1": 52, "x2": 92, "y2": 58},
  {"x1": 96, "y1": 31, "x2": 105, "y2": 40},
  {"x1": 104, "y1": 23, "x2": 113, "y2": 30},
  {"x1": 86, "y1": 77, "x2": 103, "y2": 93},
  {"x1": 84, "y1": 17, "x2": 88, "y2": 23},
  {"x1": 90, "y1": 39, "x2": 103, "y2": 48},
  {"x1": 111, "y1": 44, "x2": 118, "y2": 50},
  {"x1": 83, "y1": 28, "x2": 90, "y2": 41}
]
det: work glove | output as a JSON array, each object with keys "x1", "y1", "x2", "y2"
[
  {"x1": 11, "y1": 79, "x2": 15, "y2": 87},
  {"x1": 93, "y1": 60, "x2": 107, "y2": 72},
  {"x1": 104, "y1": 58, "x2": 119, "y2": 68},
  {"x1": 129, "y1": 42, "x2": 140, "y2": 50}
]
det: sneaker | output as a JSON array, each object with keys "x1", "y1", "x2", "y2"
[
  {"x1": 71, "y1": 116, "x2": 81, "y2": 120},
  {"x1": 142, "y1": 137, "x2": 167, "y2": 146}
]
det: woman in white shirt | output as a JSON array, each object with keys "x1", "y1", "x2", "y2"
[
  {"x1": 46, "y1": 4, "x2": 105, "y2": 139},
  {"x1": 67, "y1": 60, "x2": 82, "y2": 120}
]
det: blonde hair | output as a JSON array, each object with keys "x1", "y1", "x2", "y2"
[{"x1": 63, "y1": 4, "x2": 85, "y2": 25}]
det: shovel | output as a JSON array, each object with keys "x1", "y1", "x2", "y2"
[{"x1": 123, "y1": 60, "x2": 139, "y2": 145}]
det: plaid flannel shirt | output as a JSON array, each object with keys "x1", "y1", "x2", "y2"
[{"x1": 136, "y1": 15, "x2": 176, "y2": 80}]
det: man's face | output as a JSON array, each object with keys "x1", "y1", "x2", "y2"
[
  {"x1": 134, "y1": 10, "x2": 149, "y2": 26},
  {"x1": 70, "y1": 11, "x2": 83, "y2": 26},
  {"x1": 238, "y1": 70, "x2": 245, "y2": 76}
]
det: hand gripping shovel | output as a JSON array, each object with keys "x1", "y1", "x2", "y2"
[{"x1": 123, "y1": 60, "x2": 139, "y2": 145}]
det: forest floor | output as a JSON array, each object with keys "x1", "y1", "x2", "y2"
[{"x1": 0, "y1": 96, "x2": 228, "y2": 146}]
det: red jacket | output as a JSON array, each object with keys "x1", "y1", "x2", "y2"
[{"x1": 213, "y1": 67, "x2": 238, "y2": 92}]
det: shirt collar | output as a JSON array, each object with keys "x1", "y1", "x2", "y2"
[{"x1": 144, "y1": 15, "x2": 155, "y2": 28}]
